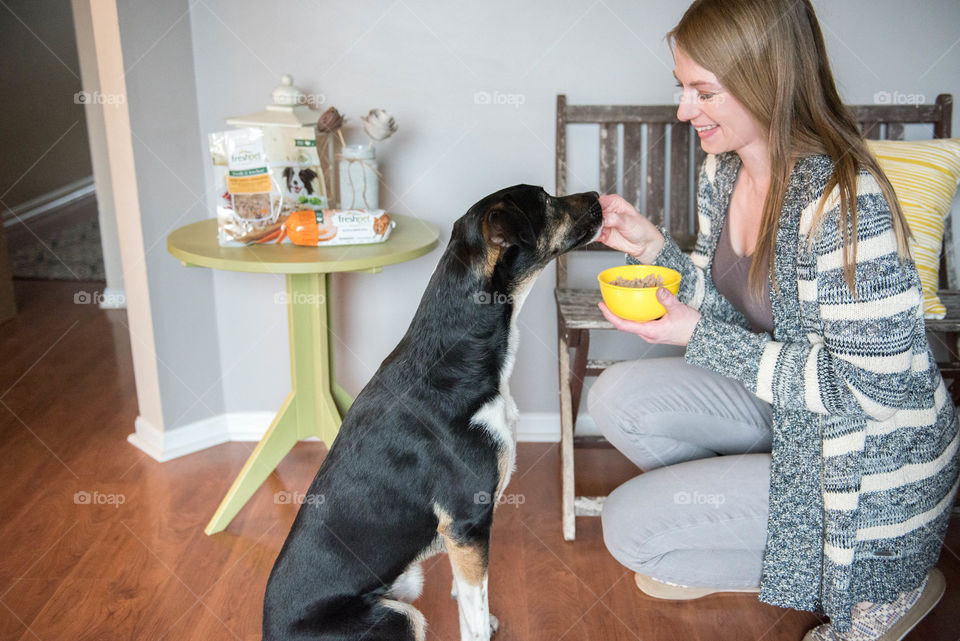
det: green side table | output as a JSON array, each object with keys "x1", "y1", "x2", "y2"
[{"x1": 167, "y1": 215, "x2": 439, "y2": 534}]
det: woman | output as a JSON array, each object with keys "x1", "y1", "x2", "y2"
[{"x1": 590, "y1": 0, "x2": 958, "y2": 639}]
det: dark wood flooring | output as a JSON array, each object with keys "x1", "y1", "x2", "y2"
[{"x1": 0, "y1": 280, "x2": 957, "y2": 641}]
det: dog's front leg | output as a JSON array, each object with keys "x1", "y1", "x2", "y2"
[
  {"x1": 453, "y1": 570, "x2": 489, "y2": 641},
  {"x1": 444, "y1": 537, "x2": 494, "y2": 640}
]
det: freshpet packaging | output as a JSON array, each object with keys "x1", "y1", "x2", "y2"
[
  {"x1": 210, "y1": 126, "x2": 330, "y2": 246},
  {"x1": 284, "y1": 209, "x2": 394, "y2": 246}
]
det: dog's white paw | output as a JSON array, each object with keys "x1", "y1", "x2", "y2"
[{"x1": 490, "y1": 614, "x2": 499, "y2": 636}]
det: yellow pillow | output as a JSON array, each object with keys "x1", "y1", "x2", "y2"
[{"x1": 867, "y1": 138, "x2": 960, "y2": 319}]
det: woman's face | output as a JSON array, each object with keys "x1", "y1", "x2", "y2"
[{"x1": 673, "y1": 46, "x2": 766, "y2": 158}]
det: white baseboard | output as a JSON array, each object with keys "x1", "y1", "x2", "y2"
[
  {"x1": 516, "y1": 412, "x2": 597, "y2": 441},
  {"x1": 2, "y1": 176, "x2": 95, "y2": 227},
  {"x1": 128, "y1": 411, "x2": 277, "y2": 462},
  {"x1": 127, "y1": 410, "x2": 599, "y2": 462}
]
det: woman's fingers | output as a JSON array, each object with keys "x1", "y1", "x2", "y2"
[
  {"x1": 599, "y1": 193, "x2": 665, "y2": 259},
  {"x1": 599, "y1": 194, "x2": 634, "y2": 217},
  {"x1": 598, "y1": 294, "x2": 700, "y2": 347},
  {"x1": 598, "y1": 301, "x2": 652, "y2": 337},
  {"x1": 601, "y1": 208, "x2": 623, "y2": 231},
  {"x1": 598, "y1": 193, "x2": 622, "y2": 212}
]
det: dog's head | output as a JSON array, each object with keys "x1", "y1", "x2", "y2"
[
  {"x1": 456, "y1": 184, "x2": 601, "y2": 282},
  {"x1": 283, "y1": 167, "x2": 304, "y2": 194}
]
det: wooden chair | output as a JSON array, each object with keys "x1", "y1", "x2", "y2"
[{"x1": 555, "y1": 93, "x2": 956, "y2": 541}]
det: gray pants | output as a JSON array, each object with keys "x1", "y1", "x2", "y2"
[{"x1": 588, "y1": 357, "x2": 774, "y2": 589}]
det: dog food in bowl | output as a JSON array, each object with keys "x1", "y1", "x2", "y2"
[
  {"x1": 598, "y1": 265, "x2": 681, "y2": 322},
  {"x1": 610, "y1": 274, "x2": 665, "y2": 289}
]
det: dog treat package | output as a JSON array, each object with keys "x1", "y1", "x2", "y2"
[
  {"x1": 284, "y1": 209, "x2": 394, "y2": 246},
  {"x1": 210, "y1": 126, "x2": 330, "y2": 246}
]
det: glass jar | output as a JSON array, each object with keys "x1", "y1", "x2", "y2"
[{"x1": 338, "y1": 144, "x2": 378, "y2": 209}]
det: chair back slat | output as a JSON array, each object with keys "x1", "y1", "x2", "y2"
[
  {"x1": 599, "y1": 124, "x2": 618, "y2": 195},
  {"x1": 669, "y1": 123, "x2": 693, "y2": 248},
  {"x1": 860, "y1": 121, "x2": 881, "y2": 139},
  {"x1": 622, "y1": 124, "x2": 643, "y2": 212},
  {"x1": 885, "y1": 122, "x2": 905, "y2": 140},
  {"x1": 646, "y1": 123, "x2": 667, "y2": 228}
]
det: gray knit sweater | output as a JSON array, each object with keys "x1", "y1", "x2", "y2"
[{"x1": 634, "y1": 151, "x2": 959, "y2": 630}]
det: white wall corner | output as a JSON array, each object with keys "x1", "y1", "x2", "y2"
[
  {"x1": 128, "y1": 414, "x2": 231, "y2": 462},
  {"x1": 90, "y1": 0, "x2": 165, "y2": 433}
]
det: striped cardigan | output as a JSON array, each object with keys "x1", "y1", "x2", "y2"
[{"x1": 635, "y1": 151, "x2": 959, "y2": 631}]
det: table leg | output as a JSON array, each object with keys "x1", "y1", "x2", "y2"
[
  {"x1": 288, "y1": 272, "x2": 344, "y2": 445},
  {"x1": 204, "y1": 272, "x2": 353, "y2": 535},
  {"x1": 204, "y1": 392, "x2": 299, "y2": 535},
  {"x1": 326, "y1": 274, "x2": 354, "y2": 417}
]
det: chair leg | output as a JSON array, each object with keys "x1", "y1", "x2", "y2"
[
  {"x1": 570, "y1": 330, "x2": 589, "y2": 421},
  {"x1": 559, "y1": 332, "x2": 576, "y2": 541}
]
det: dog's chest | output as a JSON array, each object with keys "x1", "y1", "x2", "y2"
[
  {"x1": 469, "y1": 385, "x2": 518, "y2": 503},
  {"x1": 468, "y1": 280, "x2": 536, "y2": 498}
]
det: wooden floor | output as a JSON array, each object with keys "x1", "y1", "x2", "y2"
[{"x1": 1, "y1": 279, "x2": 958, "y2": 641}]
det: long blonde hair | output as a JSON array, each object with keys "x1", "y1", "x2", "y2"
[{"x1": 668, "y1": 0, "x2": 910, "y2": 297}]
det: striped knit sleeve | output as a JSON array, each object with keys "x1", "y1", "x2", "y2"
[
  {"x1": 629, "y1": 154, "x2": 749, "y2": 327},
  {"x1": 685, "y1": 174, "x2": 919, "y2": 420}
]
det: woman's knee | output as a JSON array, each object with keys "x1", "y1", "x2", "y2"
[
  {"x1": 589, "y1": 358, "x2": 713, "y2": 469},
  {"x1": 588, "y1": 358, "x2": 681, "y2": 441},
  {"x1": 600, "y1": 476, "x2": 663, "y2": 572}
]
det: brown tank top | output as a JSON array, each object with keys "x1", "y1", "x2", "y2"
[{"x1": 711, "y1": 214, "x2": 775, "y2": 334}]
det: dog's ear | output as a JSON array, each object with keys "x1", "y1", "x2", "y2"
[
  {"x1": 483, "y1": 206, "x2": 513, "y2": 248},
  {"x1": 483, "y1": 202, "x2": 534, "y2": 249}
]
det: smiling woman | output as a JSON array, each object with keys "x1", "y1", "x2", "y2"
[{"x1": 590, "y1": 1, "x2": 958, "y2": 640}]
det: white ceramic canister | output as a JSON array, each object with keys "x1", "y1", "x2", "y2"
[{"x1": 338, "y1": 144, "x2": 378, "y2": 209}]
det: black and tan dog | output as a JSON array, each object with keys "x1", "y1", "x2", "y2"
[{"x1": 263, "y1": 185, "x2": 602, "y2": 641}]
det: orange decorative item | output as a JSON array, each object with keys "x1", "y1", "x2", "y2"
[{"x1": 285, "y1": 210, "x2": 335, "y2": 245}]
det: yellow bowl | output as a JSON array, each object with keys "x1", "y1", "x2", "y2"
[{"x1": 598, "y1": 265, "x2": 682, "y2": 322}]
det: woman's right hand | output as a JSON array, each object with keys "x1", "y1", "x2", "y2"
[{"x1": 597, "y1": 194, "x2": 665, "y2": 263}]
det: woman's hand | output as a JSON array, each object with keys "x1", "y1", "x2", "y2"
[
  {"x1": 599, "y1": 287, "x2": 701, "y2": 346},
  {"x1": 597, "y1": 194, "x2": 665, "y2": 263}
]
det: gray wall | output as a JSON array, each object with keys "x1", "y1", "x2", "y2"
[
  {"x1": 117, "y1": 0, "x2": 225, "y2": 428},
  {"x1": 174, "y1": 0, "x2": 960, "y2": 419},
  {"x1": 0, "y1": 0, "x2": 92, "y2": 208}
]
